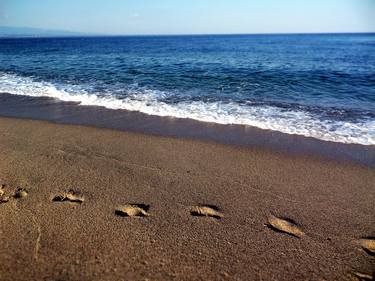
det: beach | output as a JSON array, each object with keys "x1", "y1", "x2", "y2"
[{"x1": 0, "y1": 116, "x2": 373, "y2": 281}]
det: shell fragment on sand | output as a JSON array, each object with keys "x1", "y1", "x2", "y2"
[
  {"x1": 190, "y1": 205, "x2": 223, "y2": 219},
  {"x1": 358, "y1": 238, "x2": 375, "y2": 255},
  {"x1": 115, "y1": 204, "x2": 149, "y2": 217},
  {"x1": 267, "y1": 215, "x2": 304, "y2": 238}
]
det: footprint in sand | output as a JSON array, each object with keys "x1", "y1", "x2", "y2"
[
  {"x1": 190, "y1": 204, "x2": 223, "y2": 219},
  {"x1": 14, "y1": 188, "x2": 28, "y2": 199},
  {"x1": 52, "y1": 190, "x2": 84, "y2": 204},
  {"x1": 0, "y1": 196, "x2": 9, "y2": 203},
  {"x1": 115, "y1": 204, "x2": 150, "y2": 217},
  {"x1": 350, "y1": 271, "x2": 374, "y2": 281},
  {"x1": 266, "y1": 215, "x2": 304, "y2": 238},
  {"x1": 357, "y1": 237, "x2": 375, "y2": 256},
  {"x1": 0, "y1": 184, "x2": 9, "y2": 203}
]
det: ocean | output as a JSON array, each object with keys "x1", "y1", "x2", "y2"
[{"x1": 0, "y1": 34, "x2": 374, "y2": 145}]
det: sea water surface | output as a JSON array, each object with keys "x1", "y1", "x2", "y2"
[{"x1": 0, "y1": 34, "x2": 374, "y2": 145}]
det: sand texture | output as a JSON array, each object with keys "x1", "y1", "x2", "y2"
[{"x1": 0, "y1": 117, "x2": 374, "y2": 281}]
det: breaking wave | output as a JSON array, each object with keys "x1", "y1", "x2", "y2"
[{"x1": 0, "y1": 72, "x2": 374, "y2": 145}]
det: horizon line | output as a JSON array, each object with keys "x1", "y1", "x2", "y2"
[
  {"x1": 1, "y1": 25, "x2": 375, "y2": 38},
  {"x1": 1, "y1": 31, "x2": 375, "y2": 39}
]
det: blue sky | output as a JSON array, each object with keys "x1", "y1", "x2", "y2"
[{"x1": 0, "y1": 0, "x2": 374, "y2": 35}]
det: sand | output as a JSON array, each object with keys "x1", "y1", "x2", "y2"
[{"x1": 0, "y1": 117, "x2": 374, "y2": 281}]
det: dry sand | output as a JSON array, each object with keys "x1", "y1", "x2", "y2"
[{"x1": 0, "y1": 117, "x2": 374, "y2": 281}]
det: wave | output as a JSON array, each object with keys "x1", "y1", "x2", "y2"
[{"x1": 0, "y1": 72, "x2": 374, "y2": 145}]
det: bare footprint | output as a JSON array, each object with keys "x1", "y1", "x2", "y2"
[
  {"x1": 267, "y1": 215, "x2": 304, "y2": 238},
  {"x1": 52, "y1": 190, "x2": 84, "y2": 204},
  {"x1": 14, "y1": 188, "x2": 28, "y2": 199},
  {"x1": 357, "y1": 237, "x2": 375, "y2": 256},
  {"x1": 0, "y1": 195, "x2": 10, "y2": 203},
  {"x1": 190, "y1": 204, "x2": 223, "y2": 219},
  {"x1": 115, "y1": 204, "x2": 150, "y2": 217},
  {"x1": 0, "y1": 193, "x2": 9, "y2": 204},
  {"x1": 0, "y1": 184, "x2": 5, "y2": 196},
  {"x1": 350, "y1": 271, "x2": 374, "y2": 281},
  {"x1": 1, "y1": 185, "x2": 27, "y2": 203},
  {"x1": 0, "y1": 184, "x2": 9, "y2": 204}
]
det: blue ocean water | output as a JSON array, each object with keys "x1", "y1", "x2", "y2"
[{"x1": 0, "y1": 34, "x2": 374, "y2": 145}]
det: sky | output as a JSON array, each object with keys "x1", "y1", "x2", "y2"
[{"x1": 0, "y1": 0, "x2": 374, "y2": 35}]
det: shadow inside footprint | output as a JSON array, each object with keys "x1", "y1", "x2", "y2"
[
  {"x1": 351, "y1": 271, "x2": 374, "y2": 281},
  {"x1": 14, "y1": 188, "x2": 28, "y2": 199},
  {"x1": 358, "y1": 237, "x2": 375, "y2": 256},
  {"x1": 266, "y1": 215, "x2": 304, "y2": 238},
  {"x1": 52, "y1": 190, "x2": 84, "y2": 204},
  {"x1": 115, "y1": 204, "x2": 150, "y2": 217},
  {"x1": 190, "y1": 204, "x2": 223, "y2": 219}
]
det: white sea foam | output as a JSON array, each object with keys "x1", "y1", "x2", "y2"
[{"x1": 0, "y1": 72, "x2": 374, "y2": 145}]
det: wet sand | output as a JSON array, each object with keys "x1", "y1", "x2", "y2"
[
  {"x1": 0, "y1": 117, "x2": 374, "y2": 281},
  {"x1": 1, "y1": 93, "x2": 374, "y2": 167}
]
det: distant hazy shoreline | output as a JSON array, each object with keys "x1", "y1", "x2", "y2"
[{"x1": 0, "y1": 26, "x2": 374, "y2": 38}]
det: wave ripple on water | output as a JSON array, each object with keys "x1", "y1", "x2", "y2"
[
  {"x1": 0, "y1": 35, "x2": 375, "y2": 145},
  {"x1": 0, "y1": 72, "x2": 374, "y2": 145}
]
